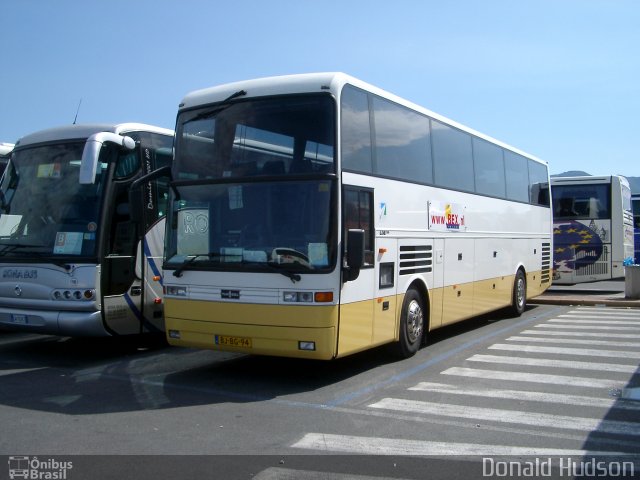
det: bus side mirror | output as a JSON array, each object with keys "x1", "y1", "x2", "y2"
[
  {"x1": 128, "y1": 166, "x2": 173, "y2": 226},
  {"x1": 80, "y1": 132, "x2": 135, "y2": 184},
  {"x1": 344, "y1": 229, "x2": 365, "y2": 282}
]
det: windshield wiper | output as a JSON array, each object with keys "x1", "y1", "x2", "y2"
[
  {"x1": 266, "y1": 262, "x2": 302, "y2": 283},
  {"x1": 224, "y1": 89, "x2": 246, "y2": 102},
  {"x1": 183, "y1": 91, "x2": 246, "y2": 125},
  {"x1": 0, "y1": 243, "x2": 46, "y2": 254},
  {"x1": 172, "y1": 254, "x2": 212, "y2": 277},
  {"x1": 237, "y1": 259, "x2": 303, "y2": 283},
  {"x1": 172, "y1": 252, "x2": 305, "y2": 283}
]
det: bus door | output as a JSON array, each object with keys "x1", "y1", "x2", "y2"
[
  {"x1": 135, "y1": 146, "x2": 172, "y2": 333},
  {"x1": 101, "y1": 144, "x2": 158, "y2": 335},
  {"x1": 338, "y1": 187, "x2": 375, "y2": 356},
  {"x1": 102, "y1": 180, "x2": 144, "y2": 335}
]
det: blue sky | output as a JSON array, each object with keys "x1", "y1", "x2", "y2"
[{"x1": 2, "y1": 0, "x2": 639, "y2": 177}]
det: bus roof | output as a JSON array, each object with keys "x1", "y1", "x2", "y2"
[
  {"x1": 179, "y1": 72, "x2": 546, "y2": 166},
  {"x1": 551, "y1": 175, "x2": 629, "y2": 187},
  {"x1": 14, "y1": 123, "x2": 174, "y2": 149}
]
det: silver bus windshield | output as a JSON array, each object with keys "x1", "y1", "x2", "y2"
[{"x1": 0, "y1": 142, "x2": 107, "y2": 258}]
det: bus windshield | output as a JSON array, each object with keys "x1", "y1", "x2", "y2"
[
  {"x1": 166, "y1": 179, "x2": 336, "y2": 273},
  {"x1": 168, "y1": 94, "x2": 337, "y2": 273},
  {"x1": 552, "y1": 184, "x2": 611, "y2": 220},
  {"x1": 0, "y1": 141, "x2": 107, "y2": 258}
]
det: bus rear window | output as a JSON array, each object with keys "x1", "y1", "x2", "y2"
[{"x1": 552, "y1": 184, "x2": 611, "y2": 220}]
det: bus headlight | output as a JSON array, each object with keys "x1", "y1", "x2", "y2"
[
  {"x1": 283, "y1": 291, "x2": 334, "y2": 303},
  {"x1": 165, "y1": 285, "x2": 187, "y2": 297},
  {"x1": 51, "y1": 289, "x2": 95, "y2": 301},
  {"x1": 283, "y1": 291, "x2": 314, "y2": 303}
]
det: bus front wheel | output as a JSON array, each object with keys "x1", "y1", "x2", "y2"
[
  {"x1": 394, "y1": 288, "x2": 425, "y2": 358},
  {"x1": 510, "y1": 269, "x2": 527, "y2": 316}
]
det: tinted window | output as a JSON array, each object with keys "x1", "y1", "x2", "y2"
[
  {"x1": 473, "y1": 138, "x2": 505, "y2": 198},
  {"x1": 177, "y1": 95, "x2": 335, "y2": 179},
  {"x1": 372, "y1": 96, "x2": 433, "y2": 184},
  {"x1": 344, "y1": 187, "x2": 374, "y2": 266},
  {"x1": 552, "y1": 184, "x2": 611, "y2": 220},
  {"x1": 432, "y1": 120, "x2": 474, "y2": 192},
  {"x1": 528, "y1": 160, "x2": 550, "y2": 206},
  {"x1": 504, "y1": 151, "x2": 530, "y2": 202},
  {"x1": 341, "y1": 86, "x2": 372, "y2": 173},
  {"x1": 632, "y1": 198, "x2": 640, "y2": 228}
]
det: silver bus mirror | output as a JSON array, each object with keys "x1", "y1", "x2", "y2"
[{"x1": 80, "y1": 132, "x2": 135, "y2": 184}]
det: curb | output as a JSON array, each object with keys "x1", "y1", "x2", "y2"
[{"x1": 530, "y1": 295, "x2": 640, "y2": 308}]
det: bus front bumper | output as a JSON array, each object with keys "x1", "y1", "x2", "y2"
[
  {"x1": 0, "y1": 307, "x2": 108, "y2": 336},
  {"x1": 164, "y1": 299, "x2": 339, "y2": 360},
  {"x1": 166, "y1": 319, "x2": 337, "y2": 360}
]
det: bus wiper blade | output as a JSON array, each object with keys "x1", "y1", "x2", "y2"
[
  {"x1": 184, "y1": 92, "x2": 245, "y2": 124},
  {"x1": 0, "y1": 243, "x2": 45, "y2": 254},
  {"x1": 224, "y1": 89, "x2": 246, "y2": 102},
  {"x1": 173, "y1": 253, "x2": 219, "y2": 277},
  {"x1": 266, "y1": 262, "x2": 302, "y2": 283}
]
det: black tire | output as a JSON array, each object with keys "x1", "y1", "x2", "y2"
[
  {"x1": 510, "y1": 269, "x2": 527, "y2": 316},
  {"x1": 394, "y1": 288, "x2": 425, "y2": 358}
]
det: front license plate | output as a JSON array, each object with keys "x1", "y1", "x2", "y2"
[
  {"x1": 10, "y1": 314, "x2": 28, "y2": 325},
  {"x1": 214, "y1": 334, "x2": 252, "y2": 348}
]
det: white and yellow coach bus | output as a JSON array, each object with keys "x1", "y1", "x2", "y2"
[{"x1": 158, "y1": 73, "x2": 552, "y2": 359}]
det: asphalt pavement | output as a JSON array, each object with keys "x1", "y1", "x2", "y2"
[{"x1": 531, "y1": 277, "x2": 640, "y2": 308}]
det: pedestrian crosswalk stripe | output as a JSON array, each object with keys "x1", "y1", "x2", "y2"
[
  {"x1": 252, "y1": 467, "x2": 408, "y2": 480},
  {"x1": 408, "y1": 382, "x2": 640, "y2": 410},
  {"x1": 520, "y1": 329, "x2": 640, "y2": 339},
  {"x1": 533, "y1": 324, "x2": 640, "y2": 331},
  {"x1": 488, "y1": 343, "x2": 640, "y2": 359},
  {"x1": 505, "y1": 335, "x2": 640, "y2": 348},
  {"x1": 567, "y1": 309, "x2": 640, "y2": 316},
  {"x1": 441, "y1": 367, "x2": 624, "y2": 388},
  {"x1": 467, "y1": 353, "x2": 638, "y2": 374},
  {"x1": 291, "y1": 433, "x2": 623, "y2": 457},
  {"x1": 551, "y1": 318, "x2": 640, "y2": 326},
  {"x1": 368, "y1": 398, "x2": 640, "y2": 436},
  {"x1": 561, "y1": 311, "x2": 640, "y2": 316}
]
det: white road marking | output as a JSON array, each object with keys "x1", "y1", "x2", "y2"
[
  {"x1": 292, "y1": 433, "x2": 630, "y2": 457},
  {"x1": 505, "y1": 335, "x2": 640, "y2": 348},
  {"x1": 550, "y1": 318, "x2": 640, "y2": 325},
  {"x1": 441, "y1": 367, "x2": 624, "y2": 388},
  {"x1": 520, "y1": 329, "x2": 640, "y2": 339},
  {"x1": 467, "y1": 353, "x2": 637, "y2": 374},
  {"x1": 368, "y1": 398, "x2": 640, "y2": 436},
  {"x1": 532, "y1": 324, "x2": 640, "y2": 331},
  {"x1": 488, "y1": 343, "x2": 640, "y2": 359},
  {"x1": 409, "y1": 381, "x2": 640, "y2": 410}
]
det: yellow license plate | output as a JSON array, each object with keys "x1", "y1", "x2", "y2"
[{"x1": 214, "y1": 334, "x2": 252, "y2": 348}]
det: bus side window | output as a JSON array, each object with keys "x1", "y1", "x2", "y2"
[
  {"x1": 115, "y1": 150, "x2": 140, "y2": 179},
  {"x1": 344, "y1": 187, "x2": 374, "y2": 266}
]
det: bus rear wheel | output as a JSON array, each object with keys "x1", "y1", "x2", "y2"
[
  {"x1": 510, "y1": 269, "x2": 526, "y2": 316},
  {"x1": 394, "y1": 288, "x2": 424, "y2": 358}
]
